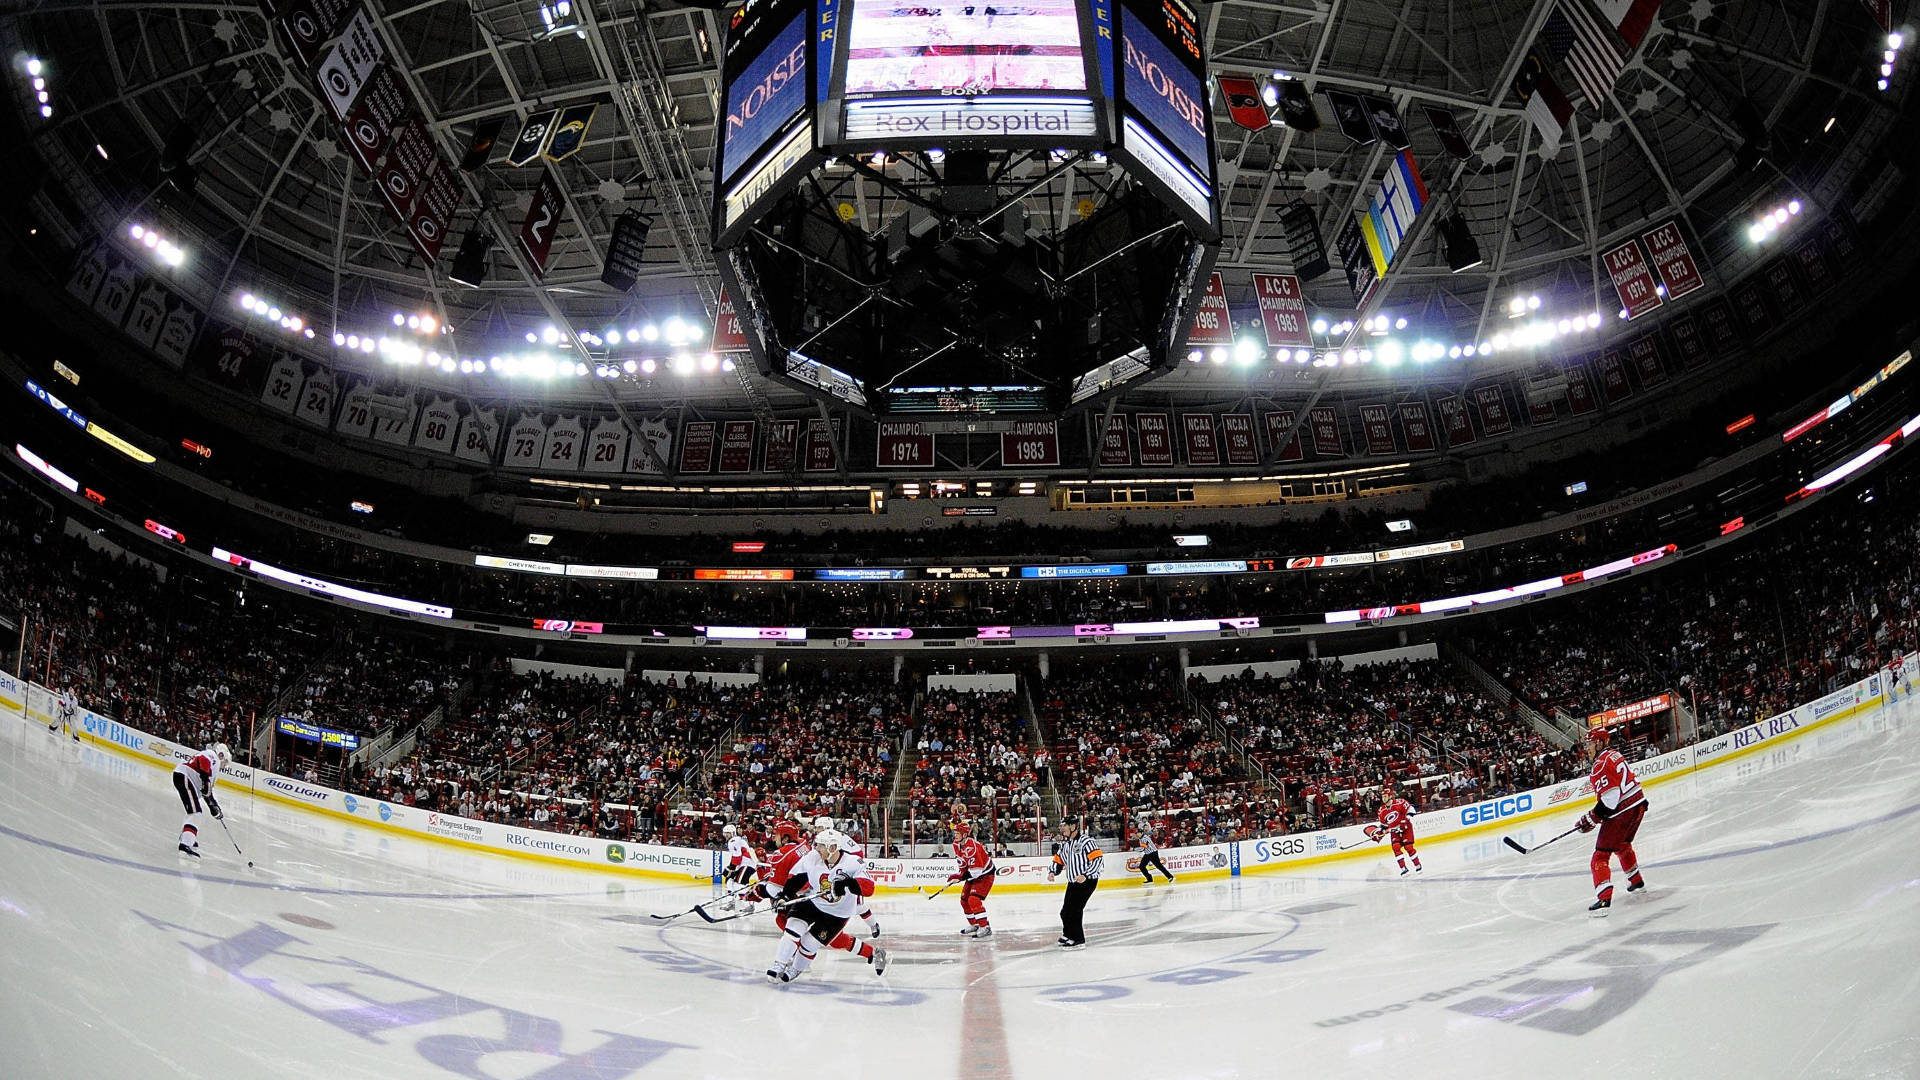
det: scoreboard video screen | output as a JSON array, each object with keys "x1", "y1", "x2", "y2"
[
  {"x1": 1116, "y1": 0, "x2": 1213, "y2": 224},
  {"x1": 841, "y1": 0, "x2": 1089, "y2": 94},
  {"x1": 719, "y1": 0, "x2": 811, "y2": 186}
]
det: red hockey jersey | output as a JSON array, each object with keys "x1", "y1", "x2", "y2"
[
  {"x1": 1589, "y1": 749, "x2": 1645, "y2": 817},
  {"x1": 1377, "y1": 797, "x2": 1414, "y2": 836},
  {"x1": 953, "y1": 835, "x2": 994, "y2": 881}
]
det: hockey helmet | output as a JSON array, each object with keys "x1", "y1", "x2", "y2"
[
  {"x1": 1587, "y1": 726, "x2": 1612, "y2": 747},
  {"x1": 772, "y1": 819, "x2": 802, "y2": 840},
  {"x1": 814, "y1": 829, "x2": 851, "y2": 855},
  {"x1": 721, "y1": 823, "x2": 737, "y2": 837},
  {"x1": 813, "y1": 815, "x2": 836, "y2": 831},
  {"x1": 212, "y1": 743, "x2": 233, "y2": 767}
]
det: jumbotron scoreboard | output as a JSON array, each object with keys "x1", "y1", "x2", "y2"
[{"x1": 712, "y1": 0, "x2": 1221, "y2": 417}]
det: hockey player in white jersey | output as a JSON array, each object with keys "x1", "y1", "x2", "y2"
[
  {"x1": 767, "y1": 830, "x2": 887, "y2": 982},
  {"x1": 717, "y1": 824, "x2": 762, "y2": 912},
  {"x1": 173, "y1": 743, "x2": 231, "y2": 857},
  {"x1": 814, "y1": 815, "x2": 880, "y2": 937}
]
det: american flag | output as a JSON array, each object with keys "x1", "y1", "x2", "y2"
[{"x1": 1541, "y1": 0, "x2": 1628, "y2": 113}]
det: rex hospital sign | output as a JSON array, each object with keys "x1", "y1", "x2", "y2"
[{"x1": 1588, "y1": 692, "x2": 1674, "y2": 730}]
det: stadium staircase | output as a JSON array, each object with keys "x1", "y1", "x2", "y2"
[{"x1": 1442, "y1": 642, "x2": 1581, "y2": 749}]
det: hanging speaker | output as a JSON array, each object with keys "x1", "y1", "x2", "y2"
[
  {"x1": 448, "y1": 229, "x2": 493, "y2": 287},
  {"x1": 601, "y1": 211, "x2": 653, "y2": 292},
  {"x1": 1440, "y1": 214, "x2": 1482, "y2": 272}
]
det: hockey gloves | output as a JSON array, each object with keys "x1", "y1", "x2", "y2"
[
  {"x1": 1575, "y1": 811, "x2": 1596, "y2": 833},
  {"x1": 208, "y1": 796, "x2": 223, "y2": 820}
]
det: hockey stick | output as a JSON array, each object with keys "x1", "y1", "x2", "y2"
[
  {"x1": 651, "y1": 882, "x2": 755, "y2": 922},
  {"x1": 214, "y1": 813, "x2": 254, "y2": 869},
  {"x1": 916, "y1": 881, "x2": 959, "y2": 900},
  {"x1": 1502, "y1": 824, "x2": 1582, "y2": 856},
  {"x1": 697, "y1": 887, "x2": 828, "y2": 925},
  {"x1": 1338, "y1": 827, "x2": 1385, "y2": 851}
]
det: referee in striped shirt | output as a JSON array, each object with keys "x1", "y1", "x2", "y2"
[{"x1": 1047, "y1": 817, "x2": 1102, "y2": 949}]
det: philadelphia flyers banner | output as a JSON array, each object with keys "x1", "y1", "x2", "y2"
[
  {"x1": 518, "y1": 169, "x2": 564, "y2": 275},
  {"x1": 1217, "y1": 76, "x2": 1271, "y2": 132}
]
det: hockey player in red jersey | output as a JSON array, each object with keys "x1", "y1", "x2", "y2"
[
  {"x1": 172, "y1": 743, "x2": 231, "y2": 857},
  {"x1": 746, "y1": 820, "x2": 883, "y2": 967},
  {"x1": 1371, "y1": 784, "x2": 1422, "y2": 875},
  {"x1": 948, "y1": 820, "x2": 997, "y2": 938},
  {"x1": 765, "y1": 830, "x2": 888, "y2": 982},
  {"x1": 1576, "y1": 727, "x2": 1648, "y2": 915}
]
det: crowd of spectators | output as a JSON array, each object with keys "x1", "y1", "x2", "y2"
[{"x1": 903, "y1": 689, "x2": 1047, "y2": 848}]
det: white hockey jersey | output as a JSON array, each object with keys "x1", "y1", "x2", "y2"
[{"x1": 789, "y1": 848, "x2": 874, "y2": 918}]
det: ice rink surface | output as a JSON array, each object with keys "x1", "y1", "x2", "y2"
[{"x1": 3, "y1": 696, "x2": 1919, "y2": 1080}]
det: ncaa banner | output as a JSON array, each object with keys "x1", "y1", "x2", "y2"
[
  {"x1": 543, "y1": 103, "x2": 596, "y2": 162},
  {"x1": 679, "y1": 421, "x2": 718, "y2": 474},
  {"x1": 1641, "y1": 219, "x2": 1704, "y2": 300},
  {"x1": 1135, "y1": 412, "x2": 1175, "y2": 465},
  {"x1": 1186, "y1": 272, "x2": 1232, "y2": 348},
  {"x1": 1262, "y1": 410, "x2": 1304, "y2": 462},
  {"x1": 1307, "y1": 406, "x2": 1342, "y2": 457},
  {"x1": 876, "y1": 422, "x2": 935, "y2": 469},
  {"x1": 1667, "y1": 313, "x2": 1709, "y2": 368},
  {"x1": 1627, "y1": 335, "x2": 1666, "y2": 387},
  {"x1": 1397, "y1": 401, "x2": 1435, "y2": 451},
  {"x1": 1220, "y1": 414, "x2": 1258, "y2": 465},
  {"x1": 1358, "y1": 404, "x2": 1395, "y2": 454},
  {"x1": 1251, "y1": 272, "x2": 1312, "y2": 349},
  {"x1": 1181, "y1": 413, "x2": 1220, "y2": 466},
  {"x1": 1732, "y1": 277, "x2": 1773, "y2": 337},
  {"x1": 1564, "y1": 360, "x2": 1599, "y2": 415},
  {"x1": 517, "y1": 169, "x2": 564, "y2": 275},
  {"x1": 717, "y1": 420, "x2": 757, "y2": 473},
  {"x1": 1602, "y1": 238, "x2": 1663, "y2": 320},
  {"x1": 1472, "y1": 384, "x2": 1512, "y2": 436},
  {"x1": 1097, "y1": 414, "x2": 1132, "y2": 466},
  {"x1": 1791, "y1": 236, "x2": 1835, "y2": 294},
  {"x1": 1216, "y1": 76, "x2": 1270, "y2": 132},
  {"x1": 1596, "y1": 347, "x2": 1633, "y2": 403},
  {"x1": 1433, "y1": 395, "x2": 1475, "y2": 447},
  {"x1": 506, "y1": 108, "x2": 558, "y2": 167},
  {"x1": 1001, "y1": 420, "x2": 1060, "y2": 468}
]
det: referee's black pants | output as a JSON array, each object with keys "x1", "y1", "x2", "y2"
[
  {"x1": 1060, "y1": 878, "x2": 1097, "y2": 944},
  {"x1": 1139, "y1": 850, "x2": 1171, "y2": 882}
]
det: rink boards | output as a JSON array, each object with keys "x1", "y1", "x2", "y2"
[{"x1": 2, "y1": 659, "x2": 1914, "y2": 891}]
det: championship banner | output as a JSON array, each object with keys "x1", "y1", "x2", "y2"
[
  {"x1": 315, "y1": 8, "x2": 384, "y2": 119},
  {"x1": 1001, "y1": 420, "x2": 1060, "y2": 468},
  {"x1": 763, "y1": 419, "x2": 799, "y2": 472},
  {"x1": 679, "y1": 420, "x2": 717, "y2": 473},
  {"x1": 1699, "y1": 298, "x2": 1741, "y2": 352},
  {"x1": 1667, "y1": 313, "x2": 1709, "y2": 368},
  {"x1": 1596, "y1": 347, "x2": 1633, "y2": 403},
  {"x1": 376, "y1": 116, "x2": 435, "y2": 221},
  {"x1": 1819, "y1": 215, "x2": 1859, "y2": 265},
  {"x1": 1278, "y1": 201, "x2": 1329, "y2": 280},
  {"x1": 1527, "y1": 391, "x2": 1558, "y2": 427},
  {"x1": 1263, "y1": 410, "x2": 1304, "y2": 462},
  {"x1": 1307, "y1": 406, "x2": 1342, "y2": 456},
  {"x1": 1397, "y1": 401, "x2": 1435, "y2": 451},
  {"x1": 717, "y1": 420, "x2": 757, "y2": 474},
  {"x1": 1764, "y1": 256, "x2": 1807, "y2": 312},
  {"x1": 1251, "y1": 272, "x2": 1312, "y2": 349},
  {"x1": 1627, "y1": 334, "x2": 1666, "y2": 387},
  {"x1": 1097, "y1": 414, "x2": 1132, "y2": 466},
  {"x1": 1602, "y1": 237, "x2": 1663, "y2": 320},
  {"x1": 1791, "y1": 236, "x2": 1834, "y2": 294},
  {"x1": 876, "y1": 421, "x2": 935, "y2": 468},
  {"x1": 405, "y1": 158, "x2": 461, "y2": 263},
  {"x1": 517, "y1": 169, "x2": 564, "y2": 275},
  {"x1": 1433, "y1": 395, "x2": 1475, "y2": 446},
  {"x1": 1358, "y1": 404, "x2": 1395, "y2": 455},
  {"x1": 1220, "y1": 413, "x2": 1258, "y2": 465},
  {"x1": 1565, "y1": 360, "x2": 1598, "y2": 414},
  {"x1": 1217, "y1": 76, "x2": 1270, "y2": 132},
  {"x1": 1472, "y1": 384, "x2": 1512, "y2": 436},
  {"x1": 711, "y1": 289, "x2": 749, "y2": 352},
  {"x1": 342, "y1": 65, "x2": 408, "y2": 175},
  {"x1": 1182, "y1": 413, "x2": 1219, "y2": 466},
  {"x1": 274, "y1": 0, "x2": 356, "y2": 70},
  {"x1": 1187, "y1": 272, "x2": 1232, "y2": 348},
  {"x1": 1135, "y1": 412, "x2": 1175, "y2": 465},
  {"x1": 506, "y1": 108, "x2": 558, "y2": 167},
  {"x1": 542, "y1": 103, "x2": 596, "y2": 162},
  {"x1": 802, "y1": 417, "x2": 838, "y2": 472},
  {"x1": 1641, "y1": 219, "x2": 1704, "y2": 300},
  {"x1": 1731, "y1": 278, "x2": 1773, "y2": 337}
]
